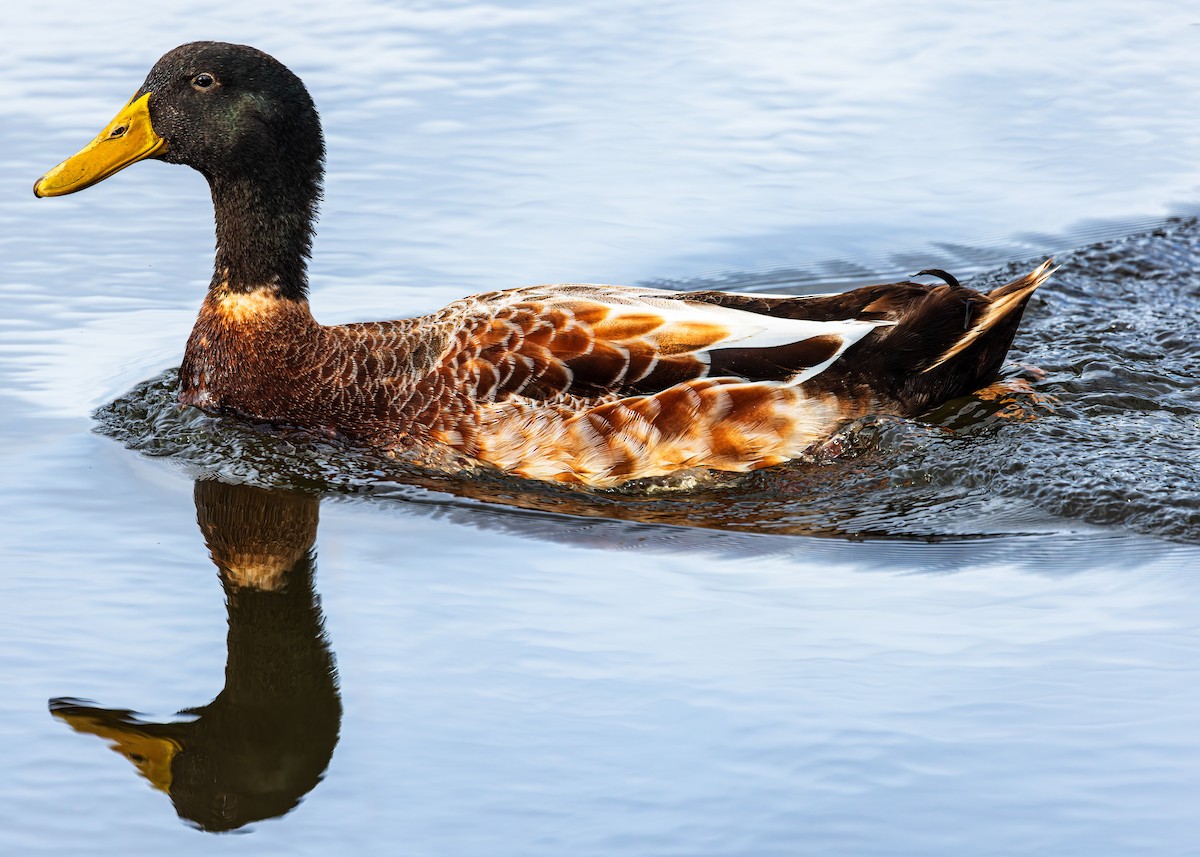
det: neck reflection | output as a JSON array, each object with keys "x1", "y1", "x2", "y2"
[{"x1": 50, "y1": 480, "x2": 341, "y2": 832}]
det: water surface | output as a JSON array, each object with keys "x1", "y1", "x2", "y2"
[{"x1": 3, "y1": 1, "x2": 1200, "y2": 855}]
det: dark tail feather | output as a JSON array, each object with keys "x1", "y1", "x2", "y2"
[
  {"x1": 922, "y1": 259, "x2": 1054, "y2": 375},
  {"x1": 885, "y1": 259, "x2": 1054, "y2": 413}
]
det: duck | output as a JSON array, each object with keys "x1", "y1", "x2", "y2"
[{"x1": 34, "y1": 41, "x2": 1053, "y2": 488}]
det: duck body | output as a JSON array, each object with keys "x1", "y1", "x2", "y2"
[
  {"x1": 35, "y1": 42, "x2": 1052, "y2": 487},
  {"x1": 181, "y1": 268, "x2": 1051, "y2": 486}
]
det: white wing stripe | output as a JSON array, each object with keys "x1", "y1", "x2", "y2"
[{"x1": 595, "y1": 293, "x2": 884, "y2": 351}]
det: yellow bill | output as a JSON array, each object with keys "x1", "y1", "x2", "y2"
[
  {"x1": 53, "y1": 707, "x2": 182, "y2": 793},
  {"x1": 33, "y1": 92, "x2": 167, "y2": 198}
]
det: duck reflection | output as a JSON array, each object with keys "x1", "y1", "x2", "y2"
[{"x1": 49, "y1": 480, "x2": 341, "y2": 832}]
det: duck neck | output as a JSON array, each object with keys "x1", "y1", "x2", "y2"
[{"x1": 208, "y1": 171, "x2": 319, "y2": 300}]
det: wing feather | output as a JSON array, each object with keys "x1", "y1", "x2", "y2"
[{"x1": 441, "y1": 285, "x2": 889, "y2": 403}]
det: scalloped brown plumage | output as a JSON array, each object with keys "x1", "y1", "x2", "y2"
[{"x1": 176, "y1": 267, "x2": 1052, "y2": 486}]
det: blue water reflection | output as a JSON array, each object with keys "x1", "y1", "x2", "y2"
[
  {"x1": 11, "y1": 459, "x2": 1200, "y2": 855},
  {"x1": 50, "y1": 482, "x2": 339, "y2": 833}
]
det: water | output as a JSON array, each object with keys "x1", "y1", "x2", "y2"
[{"x1": 3, "y1": 1, "x2": 1200, "y2": 854}]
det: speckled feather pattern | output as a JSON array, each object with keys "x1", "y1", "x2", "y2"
[{"x1": 179, "y1": 264, "x2": 1051, "y2": 487}]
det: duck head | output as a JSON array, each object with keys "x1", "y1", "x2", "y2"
[
  {"x1": 34, "y1": 41, "x2": 324, "y2": 196},
  {"x1": 35, "y1": 42, "x2": 326, "y2": 295}
]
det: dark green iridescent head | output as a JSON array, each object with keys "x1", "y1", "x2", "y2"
[
  {"x1": 36, "y1": 42, "x2": 326, "y2": 298},
  {"x1": 144, "y1": 42, "x2": 325, "y2": 296},
  {"x1": 136, "y1": 42, "x2": 324, "y2": 183}
]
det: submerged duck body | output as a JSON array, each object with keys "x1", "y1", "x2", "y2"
[{"x1": 35, "y1": 42, "x2": 1052, "y2": 487}]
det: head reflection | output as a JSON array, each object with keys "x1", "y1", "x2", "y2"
[{"x1": 50, "y1": 480, "x2": 341, "y2": 832}]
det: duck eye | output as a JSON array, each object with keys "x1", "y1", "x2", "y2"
[{"x1": 191, "y1": 72, "x2": 217, "y2": 90}]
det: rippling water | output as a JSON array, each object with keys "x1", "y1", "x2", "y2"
[{"x1": 4, "y1": 1, "x2": 1200, "y2": 855}]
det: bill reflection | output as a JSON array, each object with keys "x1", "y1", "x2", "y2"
[{"x1": 50, "y1": 480, "x2": 341, "y2": 832}]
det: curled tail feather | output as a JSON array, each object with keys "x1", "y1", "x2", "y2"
[{"x1": 922, "y1": 258, "x2": 1055, "y2": 374}]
